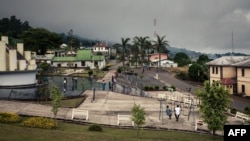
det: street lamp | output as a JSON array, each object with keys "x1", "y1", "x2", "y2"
[{"x1": 158, "y1": 93, "x2": 166, "y2": 125}]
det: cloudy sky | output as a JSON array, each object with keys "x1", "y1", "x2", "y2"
[{"x1": 1, "y1": 0, "x2": 250, "y2": 54}]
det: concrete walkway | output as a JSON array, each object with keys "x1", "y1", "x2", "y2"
[{"x1": 0, "y1": 68, "x2": 244, "y2": 136}]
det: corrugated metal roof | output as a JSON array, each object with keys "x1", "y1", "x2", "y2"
[
  {"x1": 53, "y1": 49, "x2": 104, "y2": 62},
  {"x1": 232, "y1": 58, "x2": 250, "y2": 67},
  {"x1": 205, "y1": 56, "x2": 250, "y2": 66}
]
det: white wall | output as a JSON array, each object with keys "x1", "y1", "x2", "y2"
[{"x1": 0, "y1": 71, "x2": 37, "y2": 86}]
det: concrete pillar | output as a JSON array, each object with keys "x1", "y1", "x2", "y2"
[
  {"x1": 18, "y1": 60, "x2": 26, "y2": 70},
  {"x1": 1, "y1": 36, "x2": 9, "y2": 44},
  {"x1": 24, "y1": 51, "x2": 31, "y2": 61},
  {"x1": 0, "y1": 41, "x2": 7, "y2": 71},
  {"x1": 9, "y1": 49, "x2": 17, "y2": 71},
  {"x1": 17, "y1": 43, "x2": 24, "y2": 56}
]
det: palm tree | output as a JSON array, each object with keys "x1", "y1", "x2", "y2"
[
  {"x1": 113, "y1": 38, "x2": 131, "y2": 68},
  {"x1": 132, "y1": 37, "x2": 140, "y2": 68},
  {"x1": 152, "y1": 35, "x2": 169, "y2": 72},
  {"x1": 135, "y1": 36, "x2": 149, "y2": 66},
  {"x1": 145, "y1": 40, "x2": 152, "y2": 67}
]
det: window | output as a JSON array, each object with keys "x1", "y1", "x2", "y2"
[
  {"x1": 94, "y1": 61, "x2": 98, "y2": 66},
  {"x1": 212, "y1": 67, "x2": 214, "y2": 74},
  {"x1": 215, "y1": 67, "x2": 218, "y2": 74},
  {"x1": 242, "y1": 69, "x2": 245, "y2": 77},
  {"x1": 242, "y1": 85, "x2": 245, "y2": 93},
  {"x1": 81, "y1": 61, "x2": 85, "y2": 66}
]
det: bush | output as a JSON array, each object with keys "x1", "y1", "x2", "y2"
[
  {"x1": 149, "y1": 86, "x2": 154, "y2": 91},
  {"x1": 21, "y1": 117, "x2": 57, "y2": 129},
  {"x1": 230, "y1": 108, "x2": 237, "y2": 114},
  {"x1": 0, "y1": 112, "x2": 21, "y2": 123},
  {"x1": 88, "y1": 124, "x2": 102, "y2": 132},
  {"x1": 170, "y1": 85, "x2": 176, "y2": 91},
  {"x1": 154, "y1": 86, "x2": 159, "y2": 90},
  {"x1": 144, "y1": 86, "x2": 149, "y2": 91},
  {"x1": 163, "y1": 86, "x2": 167, "y2": 90}
]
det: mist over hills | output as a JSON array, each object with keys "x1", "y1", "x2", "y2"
[{"x1": 167, "y1": 46, "x2": 249, "y2": 60}]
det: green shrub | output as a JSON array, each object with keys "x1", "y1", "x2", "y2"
[
  {"x1": 154, "y1": 85, "x2": 159, "y2": 90},
  {"x1": 149, "y1": 86, "x2": 154, "y2": 91},
  {"x1": 163, "y1": 86, "x2": 167, "y2": 90},
  {"x1": 0, "y1": 112, "x2": 21, "y2": 123},
  {"x1": 144, "y1": 86, "x2": 149, "y2": 91},
  {"x1": 88, "y1": 124, "x2": 102, "y2": 132},
  {"x1": 230, "y1": 108, "x2": 237, "y2": 114},
  {"x1": 21, "y1": 117, "x2": 57, "y2": 129},
  {"x1": 170, "y1": 85, "x2": 176, "y2": 91}
]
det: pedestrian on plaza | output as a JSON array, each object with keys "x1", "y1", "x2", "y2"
[
  {"x1": 174, "y1": 104, "x2": 181, "y2": 121},
  {"x1": 102, "y1": 80, "x2": 106, "y2": 90},
  {"x1": 108, "y1": 81, "x2": 111, "y2": 90},
  {"x1": 166, "y1": 105, "x2": 172, "y2": 119}
]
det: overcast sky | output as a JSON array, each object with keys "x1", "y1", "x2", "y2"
[{"x1": 1, "y1": 0, "x2": 250, "y2": 54}]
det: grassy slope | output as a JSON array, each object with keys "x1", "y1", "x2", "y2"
[{"x1": 0, "y1": 122, "x2": 223, "y2": 141}]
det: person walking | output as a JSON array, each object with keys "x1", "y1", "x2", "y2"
[
  {"x1": 166, "y1": 105, "x2": 172, "y2": 119},
  {"x1": 174, "y1": 105, "x2": 181, "y2": 121},
  {"x1": 102, "y1": 80, "x2": 106, "y2": 90},
  {"x1": 108, "y1": 81, "x2": 111, "y2": 90}
]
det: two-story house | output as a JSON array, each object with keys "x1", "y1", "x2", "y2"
[
  {"x1": 206, "y1": 56, "x2": 250, "y2": 96},
  {"x1": 92, "y1": 42, "x2": 109, "y2": 56}
]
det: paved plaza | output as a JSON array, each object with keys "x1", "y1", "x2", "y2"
[{"x1": 0, "y1": 69, "x2": 245, "y2": 136}]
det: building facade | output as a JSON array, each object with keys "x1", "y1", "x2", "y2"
[
  {"x1": 51, "y1": 49, "x2": 106, "y2": 69},
  {"x1": 92, "y1": 42, "x2": 110, "y2": 56},
  {"x1": 206, "y1": 56, "x2": 250, "y2": 96},
  {"x1": 0, "y1": 36, "x2": 37, "y2": 87}
]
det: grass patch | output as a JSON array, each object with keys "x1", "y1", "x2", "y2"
[
  {"x1": 0, "y1": 122, "x2": 223, "y2": 141},
  {"x1": 37, "y1": 96, "x2": 85, "y2": 108}
]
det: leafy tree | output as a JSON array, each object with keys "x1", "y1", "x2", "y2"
[
  {"x1": 50, "y1": 85, "x2": 64, "y2": 123},
  {"x1": 38, "y1": 62, "x2": 50, "y2": 72},
  {"x1": 188, "y1": 63, "x2": 203, "y2": 82},
  {"x1": 197, "y1": 54, "x2": 209, "y2": 65},
  {"x1": 173, "y1": 52, "x2": 191, "y2": 67},
  {"x1": 0, "y1": 15, "x2": 31, "y2": 39},
  {"x1": 21, "y1": 28, "x2": 62, "y2": 54},
  {"x1": 131, "y1": 104, "x2": 146, "y2": 138},
  {"x1": 195, "y1": 81, "x2": 232, "y2": 135},
  {"x1": 152, "y1": 35, "x2": 169, "y2": 72}
]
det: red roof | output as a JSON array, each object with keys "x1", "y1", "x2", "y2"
[{"x1": 221, "y1": 78, "x2": 236, "y2": 85}]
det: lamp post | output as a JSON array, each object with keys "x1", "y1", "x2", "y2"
[{"x1": 158, "y1": 94, "x2": 166, "y2": 125}]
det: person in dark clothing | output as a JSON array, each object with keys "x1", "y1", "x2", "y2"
[{"x1": 166, "y1": 105, "x2": 172, "y2": 119}]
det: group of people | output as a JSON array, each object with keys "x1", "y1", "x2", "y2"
[
  {"x1": 102, "y1": 75, "x2": 116, "y2": 91},
  {"x1": 166, "y1": 104, "x2": 181, "y2": 121}
]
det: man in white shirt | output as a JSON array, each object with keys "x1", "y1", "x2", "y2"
[{"x1": 175, "y1": 105, "x2": 181, "y2": 121}]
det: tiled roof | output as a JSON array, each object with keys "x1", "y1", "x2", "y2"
[
  {"x1": 221, "y1": 78, "x2": 236, "y2": 85},
  {"x1": 53, "y1": 49, "x2": 104, "y2": 62},
  {"x1": 93, "y1": 42, "x2": 108, "y2": 47},
  {"x1": 206, "y1": 56, "x2": 250, "y2": 66}
]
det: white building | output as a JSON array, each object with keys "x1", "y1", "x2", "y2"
[{"x1": 0, "y1": 36, "x2": 37, "y2": 87}]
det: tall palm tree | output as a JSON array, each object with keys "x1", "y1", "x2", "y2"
[
  {"x1": 113, "y1": 38, "x2": 131, "y2": 68},
  {"x1": 145, "y1": 40, "x2": 152, "y2": 67},
  {"x1": 134, "y1": 36, "x2": 149, "y2": 66},
  {"x1": 152, "y1": 35, "x2": 169, "y2": 72},
  {"x1": 132, "y1": 37, "x2": 140, "y2": 68}
]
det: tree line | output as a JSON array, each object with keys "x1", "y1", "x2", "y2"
[{"x1": 0, "y1": 15, "x2": 98, "y2": 54}]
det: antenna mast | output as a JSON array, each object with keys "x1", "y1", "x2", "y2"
[{"x1": 232, "y1": 32, "x2": 234, "y2": 56}]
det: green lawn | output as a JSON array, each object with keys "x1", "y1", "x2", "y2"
[{"x1": 0, "y1": 122, "x2": 223, "y2": 141}]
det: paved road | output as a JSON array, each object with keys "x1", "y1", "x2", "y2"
[{"x1": 131, "y1": 67, "x2": 250, "y2": 112}]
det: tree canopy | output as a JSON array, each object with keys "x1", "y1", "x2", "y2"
[
  {"x1": 21, "y1": 28, "x2": 62, "y2": 54},
  {"x1": 173, "y1": 52, "x2": 191, "y2": 67},
  {"x1": 195, "y1": 80, "x2": 232, "y2": 135}
]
